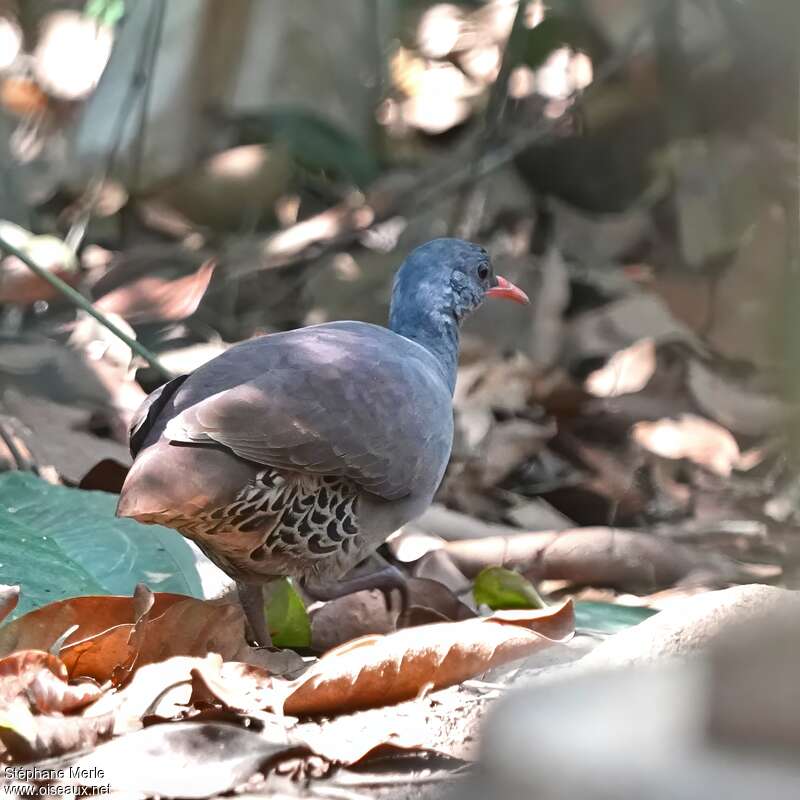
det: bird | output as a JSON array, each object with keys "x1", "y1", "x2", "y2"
[{"x1": 117, "y1": 238, "x2": 529, "y2": 645}]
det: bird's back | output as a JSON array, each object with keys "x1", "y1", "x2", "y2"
[{"x1": 118, "y1": 321, "x2": 454, "y2": 581}]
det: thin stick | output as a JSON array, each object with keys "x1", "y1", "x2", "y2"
[{"x1": 0, "y1": 235, "x2": 172, "y2": 380}]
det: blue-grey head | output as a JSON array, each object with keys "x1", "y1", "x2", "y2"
[
  {"x1": 390, "y1": 238, "x2": 528, "y2": 326},
  {"x1": 389, "y1": 238, "x2": 529, "y2": 389}
]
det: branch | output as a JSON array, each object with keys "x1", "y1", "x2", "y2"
[{"x1": 0, "y1": 235, "x2": 173, "y2": 380}]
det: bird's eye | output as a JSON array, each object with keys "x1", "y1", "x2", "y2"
[{"x1": 478, "y1": 264, "x2": 489, "y2": 281}]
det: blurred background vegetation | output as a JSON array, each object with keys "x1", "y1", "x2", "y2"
[{"x1": 1, "y1": 0, "x2": 800, "y2": 592}]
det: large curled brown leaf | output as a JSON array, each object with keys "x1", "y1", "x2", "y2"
[
  {"x1": 1, "y1": 649, "x2": 101, "y2": 714},
  {"x1": 0, "y1": 650, "x2": 109, "y2": 762},
  {"x1": 632, "y1": 414, "x2": 742, "y2": 477},
  {"x1": 282, "y1": 599, "x2": 574, "y2": 716},
  {"x1": 89, "y1": 655, "x2": 225, "y2": 734},
  {"x1": 94, "y1": 258, "x2": 216, "y2": 325},
  {"x1": 0, "y1": 700, "x2": 114, "y2": 762},
  {"x1": 0, "y1": 650, "x2": 66, "y2": 706},
  {"x1": 0, "y1": 591, "x2": 249, "y2": 682}
]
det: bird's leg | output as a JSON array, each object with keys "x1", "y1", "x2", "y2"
[
  {"x1": 236, "y1": 581, "x2": 272, "y2": 647},
  {"x1": 302, "y1": 558, "x2": 409, "y2": 615}
]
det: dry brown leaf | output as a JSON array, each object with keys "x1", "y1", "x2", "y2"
[
  {"x1": 110, "y1": 583, "x2": 156, "y2": 686},
  {"x1": 0, "y1": 233, "x2": 79, "y2": 306},
  {"x1": 0, "y1": 651, "x2": 109, "y2": 761},
  {"x1": 310, "y1": 577, "x2": 475, "y2": 653},
  {"x1": 480, "y1": 418, "x2": 554, "y2": 487},
  {"x1": 0, "y1": 592, "x2": 249, "y2": 682},
  {"x1": 94, "y1": 259, "x2": 216, "y2": 325},
  {"x1": 411, "y1": 550, "x2": 472, "y2": 595},
  {"x1": 0, "y1": 650, "x2": 66, "y2": 706},
  {"x1": 191, "y1": 661, "x2": 465, "y2": 765},
  {"x1": 0, "y1": 594, "x2": 157, "y2": 657},
  {"x1": 0, "y1": 585, "x2": 19, "y2": 624},
  {"x1": 444, "y1": 528, "x2": 743, "y2": 592},
  {"x1": 567, "y1": 292, "x2": 705, "y2": 365},
  {"x1": 78, "y1": 457, "x2": 130, "y2": 493},
  {"x1": 293, "y1": 710, "x2": 427, "y2": 764},
  {"x1": 231, "y1": 643, "x2": 307, "y2": 677},
  {"x1": 687, "y1": 359, "x2": 789, "y2": 437},
  {"x1": 27, "y1": 669, "x2": 103, "y2": 714},
  {"x1": 403, "y1": 577, "x2": 475, "y2": 622},
  {"x1": 132, "y1": 596, "x2": 246, "y2": 667},
  {"x1": 87, "y1": 655, "x2": 223, "y2": 734},
  {"x1": 454, "y1": 353, "x2": 537, "y2": 413},
  {"x1": 282, "y1": 600, "x2": 573, "y2": 716},
  {"x1": 585, "y1": 338, "x2": 656, "y2": 398},
  {"x1": 292, "y1": 680, "x2": 490, "y2": 763},
  {"x1": 310, "y1": 591, "x2": 396, "y2": 654},
  {"x1": 0, "y1": 699, "x2": 114, "y2": 762},
  {"x1": 65, "y1": 597, "x2": 245, "y2": 682},
  {"x1": 632, "y1": 414, "x2": 740, "y2": 477},
  {"x1": 1, "y1": 650, "x2": 100, "y2": 714},
  {"x1": 66, "y1": 721, "x2": 297, "y2": 797},
  {"x1": 189, "y1": 659, "x2": 281, "y2": 715}
]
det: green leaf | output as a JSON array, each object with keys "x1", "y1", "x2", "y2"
[
  {"x1": 473, "y1": 567, "x2": 546, "y2": 610},
  {"x1": 574, "y1": 601, "x2": 658, "y2": 633},
  {"x1": 264, "y1": 578, "x2": 311, "y2": 649},
  {"x1": 0, "y1": 515, "x2": 107, "y2": 615},
  {"x1": 473, "y1": 566, "x2": 657, "y2": 634},
  {"x1": 0, "y1": 472, "x2": 203, "y2": 618},
  {"x1": 84, "y1": 0, "x2": 126, "y2": 27}
]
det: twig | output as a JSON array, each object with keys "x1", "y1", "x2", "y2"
[
  {"x1": 232, "y1": 0, "x2": 666, "y2": 279},
  {"x1": 0, "y1": 234, "x2": 172, "y2": 380}
]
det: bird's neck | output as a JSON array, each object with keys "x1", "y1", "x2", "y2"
[{"x1": 389, "y1": 302, "x2": 460, "y2": 394}]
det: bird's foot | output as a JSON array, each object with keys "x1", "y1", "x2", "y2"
[
  {"x1": 236, "y1": 581, "x2": 272, "y2": 647},
  {"x1": 302, "y1": 564, "x2": 409, "y2": 615}
]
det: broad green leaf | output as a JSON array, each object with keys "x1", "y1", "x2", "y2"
[
  {"x1": 0, "y1": 472, "x2": 203, "y2": 618},
  {"x1": 574, "y1": 601, "x2": 658, "y2": 634},
  {"x1": 473, "y1": 566, "x2": 546, "y2": 610},
  {"x1": 264, "y1": 578, "x2": 311, "y2": 648},
  {"x1": 0, "y1": 515, "x2": 106, "y2": 616}
]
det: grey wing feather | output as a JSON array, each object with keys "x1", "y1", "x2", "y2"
[
  {"x1": 129, "y1": 374, "x2": 188, "y2": 457},
  {"x1": 162, "y1": 324, "x2": 453, "y2": 501}
]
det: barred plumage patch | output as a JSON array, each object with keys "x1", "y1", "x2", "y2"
[{"x1": 156, "y1": 469, "x2": 362, "y2": 576}]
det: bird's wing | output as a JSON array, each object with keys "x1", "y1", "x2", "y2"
[
  {"x1": 161, "y1": 324, "x2": 453, "y2": 501},
  {"x1": 129, "y1": 373, "x2": 188, "y2": 457}
]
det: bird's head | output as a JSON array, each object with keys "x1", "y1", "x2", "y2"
[{"x1": 390, "y1": 238, "x2": 529, "y2": 328}]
